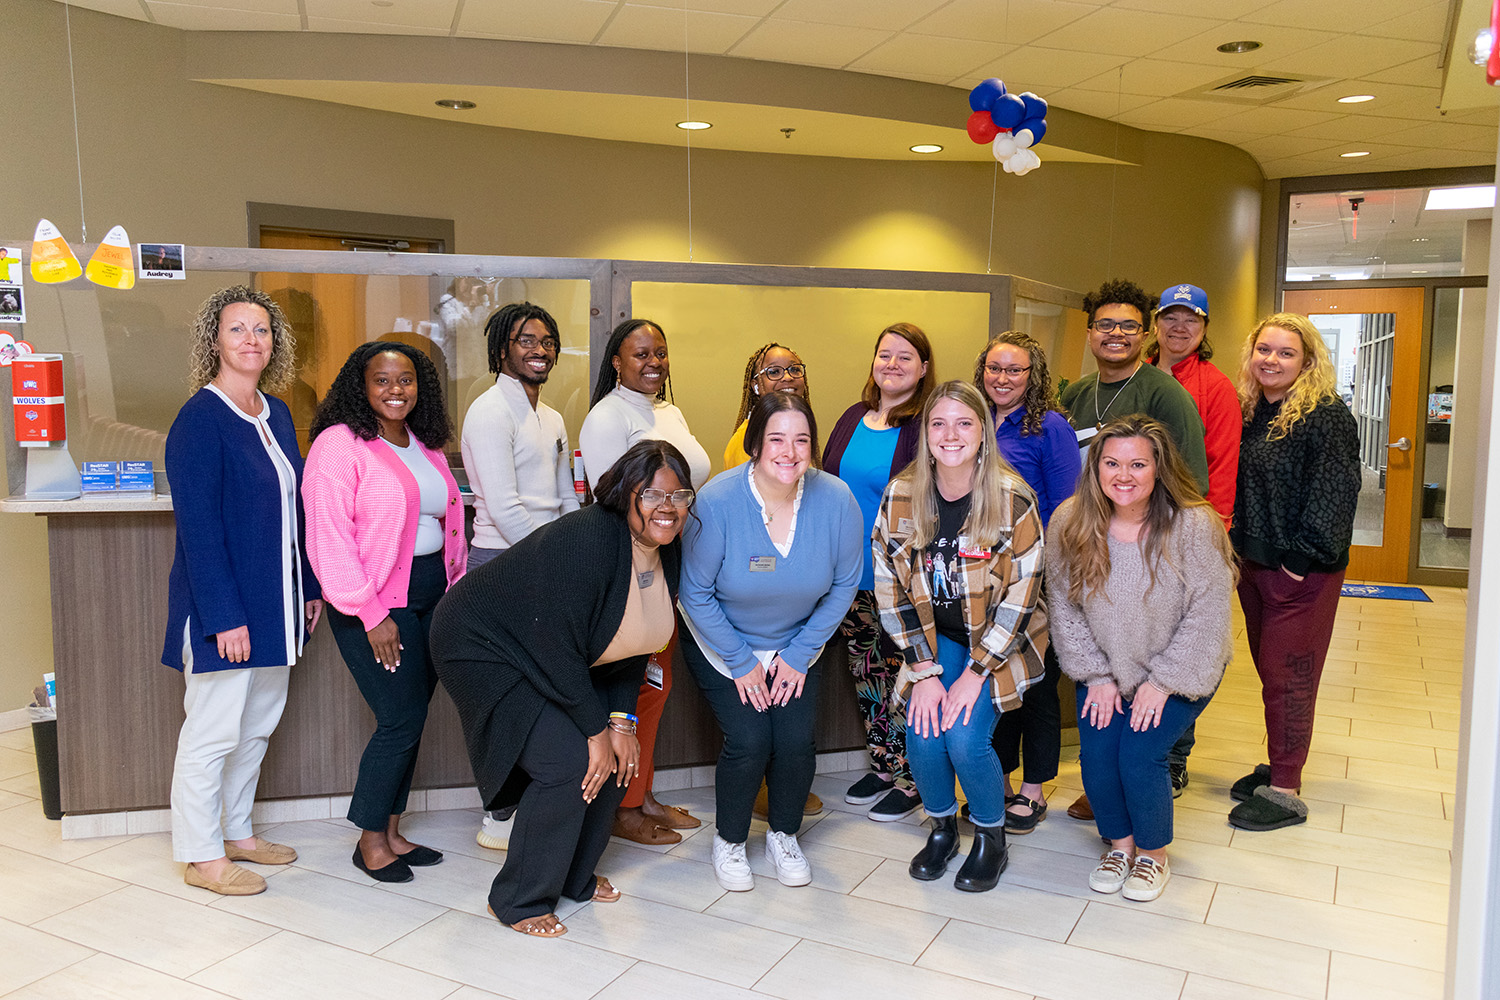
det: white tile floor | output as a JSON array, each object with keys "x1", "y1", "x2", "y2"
[{"x1": 0, "y1": 586, "x2": 1462, "y2": 1000}]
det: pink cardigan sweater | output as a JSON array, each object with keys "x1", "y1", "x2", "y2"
[{"x1": 303, "y1": 424, "x2": 467, "y2": 630}]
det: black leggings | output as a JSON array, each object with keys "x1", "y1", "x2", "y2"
[{"x1": 991, "y1": 644, "x2": 1062, "y2": 786}]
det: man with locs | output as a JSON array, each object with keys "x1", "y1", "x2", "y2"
[
  {"x1": 1057, "y1": 278, "x2": 1209, "y2": 824},
  {"x1": 461, "y1": 301, "x2": 580, "y2": 850}
]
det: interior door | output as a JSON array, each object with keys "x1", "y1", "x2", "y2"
[{"x1": 1283, "y1": 287, "x2": 1425, "y2": 583}]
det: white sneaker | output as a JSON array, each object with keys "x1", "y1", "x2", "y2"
[
  {"x1": 1122, "y1": 854, "x2": 1171, "y2": 901},
  {"x1": 476, "y1": 813, "x2": 508, "y2": 851},
  {"x1": 712, "y1": 835, "x2": 755, "y2": 892},
  {"x1": 764, "y1": 831, "x2": 812, "y2": 887},
  {"x1": 1089, "y1": 849, "x2": 1133, "y2": 894}
]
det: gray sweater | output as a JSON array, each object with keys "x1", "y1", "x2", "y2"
[{"x1": 1045, "y1": 499, "x2": 1233, "y2": 700}]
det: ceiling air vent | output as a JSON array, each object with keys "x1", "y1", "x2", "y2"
[{"x1": 1186, "y1": 72, "x2": 1334, "y2": 105}]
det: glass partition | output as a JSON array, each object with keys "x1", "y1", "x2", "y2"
[{"x1": 1420, "y1": 286, "x2": 1479, "y2": 570}]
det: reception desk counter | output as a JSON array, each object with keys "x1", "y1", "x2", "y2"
[{"x1": 3, "y1": 494, "x2": 868, "y2": 818}]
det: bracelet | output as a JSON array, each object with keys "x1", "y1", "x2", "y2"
[
  {"x1": 608, "y1": 721, "x2": 638, "y2": 736},
  {"x1": 907, "y1": 664, "x2": 943, "y2": 683},
  {"x1": 609, "y1": 711, "x2": 639, "y2": 724}
]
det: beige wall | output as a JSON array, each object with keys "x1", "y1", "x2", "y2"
[{"x1": 2, "y1": 0, "x2": 1267, "y2": 709}]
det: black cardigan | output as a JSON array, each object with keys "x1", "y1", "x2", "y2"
[
  {"x1": 822, "y1": 401, "x2": 921, "y2": 481},
  {"x1": 430, "y1": 504, "x2": 681, "y2": 811},
  {"x1": 1230, "y1": 396, "x2": 1360, "y2": 576}
]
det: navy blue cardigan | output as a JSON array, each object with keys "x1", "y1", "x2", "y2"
[{"x1": 162, "y1": 388, "x2": 321, "y2": 672}]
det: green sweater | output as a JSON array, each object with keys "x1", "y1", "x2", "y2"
[{"x1": 1059, "y1": 362, "x2": 1210, "y2": 495}]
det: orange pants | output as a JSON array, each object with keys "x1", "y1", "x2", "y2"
[{"x1": 621, "y1": 623, "x2": 678, "y2": 808}]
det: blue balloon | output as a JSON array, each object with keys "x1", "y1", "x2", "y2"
[
  {"x1": 1019, "y1": 116, "x2": 1048, "y2": 145},
  {"x1": 990, "y1": 93, "x2": 1026, "y2": 130},
  {"x1": 969, "y1": 78, "x2": 1005, "y2": 113},
  {"x1": 1019, "y1": 92, "x2": 1048, "y2": 121}
]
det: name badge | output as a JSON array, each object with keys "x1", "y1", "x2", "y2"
[
  {"x1": 645, "y1": 660, "x2": 664, "y2": 690},
  {"x1": 1075, "y1": 426, "x2": 1099, "y2": 448},
  {"x1": 957, "y1": 536, "x2": 991, "y2": 559},
  {"x1": 897, "y1": 517, "x2": 914, "y2": 535},
  {"x1": 749, "y1": 556, "x2": 777, "y2": 572},
  {"x1": 555, "y1": 438, "x2": 564, "y2": 455}
]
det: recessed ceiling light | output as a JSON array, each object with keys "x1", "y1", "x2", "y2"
[
  {"x1": 910, "y1": 144, "x2": 943, "y2": 154},
  {"x1": 1426, "y1": 185, "x2": 1496, "y2": 210},
  {"x1": 1411, "y1": 237, "x2": 1430, "y2": 242},
  {"x1": 434, "y1": 99, "x2": 476, "y2": 110},
  {"x1": 1217, "y1": 40, "x2": 1262, "y2": 54},
  {"x1": 372, "y1": 0, "x2": 394, "y2": 6},
  {"x1": 1340, "y1": 151, "x2": 1370, "y2": 158},
  {"x1": 1413, "y1": 270, "x2": 1429, "y2": 274},
  {"x1": 676, "y1": 121, "x2": 712, "y2": 130},
  {"x1": 1338, "y1": 94, "x2": 1375, "y2": 104}
]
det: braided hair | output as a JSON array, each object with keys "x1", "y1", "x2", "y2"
[{"x1": 730, "y1": 342, "x2": 813, "y2": 434}]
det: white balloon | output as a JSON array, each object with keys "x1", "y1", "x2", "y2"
[
  {"x1": 1001, "y1": 156, "x2": 1017, "y2": 173},
  {"x1": 992, "y1": 134, "x2": 1018, "y2": 159},
  {"x1": 1012, "y1": 148, "x2": 1041, "y2": 175},
  {"x1": 1013, "y1": 128, "x2": 1036, "y2": 149}
]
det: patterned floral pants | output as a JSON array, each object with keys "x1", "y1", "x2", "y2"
[{"x1": 839, "y1": 590, "x2": 912, "y2": 788}]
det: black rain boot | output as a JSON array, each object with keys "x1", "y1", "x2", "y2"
[
  {"x1": 953, "y1": 823, "x2": 1008, "y2": 892},
  {"x1": 908, "y1": 813, "x2": 960, "y2": 881}
]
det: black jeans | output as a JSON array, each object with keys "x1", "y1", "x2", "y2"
[
  {"x1": 327, "y1": 551, "x2": 445, "y2": 831},
  {"x1": 488, "y1": 700, "x2": 627, "y2": 923},
  {"x1": 680, "y1": 627, "x2": 820, "y2": 843},
  {"x1": 992, "y1": 644, "x2": 1062, "y2": 785}
]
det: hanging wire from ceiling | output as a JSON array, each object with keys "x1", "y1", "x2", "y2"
[
  {"x1": 682, "y1": 0, "x2": 694, "y2": 263},
  {"x1": 64, "y1": 1, "x2": 88, "y2": 242},
  {"x1": 986, "y1": 162, "x2": 998, "y2": 274},
  {"x1": 1106, "y1": 64, "x2": 1123, "y2": 278}
]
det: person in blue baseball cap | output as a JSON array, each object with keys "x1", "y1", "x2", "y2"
[{"x1": 1148, "y1": 283, "x2": 1242, "y2": 799}]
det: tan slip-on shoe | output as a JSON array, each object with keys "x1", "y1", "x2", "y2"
[
  {"x1": 185, "y1": 861, "x2": 267, "y2": 896},
  {"x1": 224, "y1": 837, "x2": 297, "y2": 865}
]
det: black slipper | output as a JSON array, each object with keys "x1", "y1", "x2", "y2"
[
  {"x1": 1228, "y1": 786, "x2": 1307, "y2": 831},
  {"x1": 1230, "y1": 764, "x2": 1272, "y2": 803}
]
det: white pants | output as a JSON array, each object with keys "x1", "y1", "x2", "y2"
[{"x1": 170, "y1": 625, "x2": 291, "y2": 862}]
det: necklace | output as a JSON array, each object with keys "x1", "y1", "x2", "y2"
[
  {"x1": 1092, "y1": 363, "x2": 1143, "y2": 429},
  {"x1": 631, "y1": 538, "x2": 659, "y2": 589},
  {"x1": 750, "y1": 466, "x2": 796, "y2": 524}
]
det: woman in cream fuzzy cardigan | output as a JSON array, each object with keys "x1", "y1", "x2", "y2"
[{"x1": 1046, "y1": 415, "x2": 1235, "y2": 904}]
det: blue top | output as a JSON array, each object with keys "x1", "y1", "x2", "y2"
[
  {"x1": 835, "y1": 419, "x2": 901, "y2": 589},
  {"x1": 679, "y1": 466, "x2": 864, "y2": 678},
  {"x1": 162, "y1": 388, "x2": 320, "y2": 672},
  {"x1": 993, "y1": 407, "x2": 1083, "y2": 529}
]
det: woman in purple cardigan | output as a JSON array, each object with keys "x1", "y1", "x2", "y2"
[
  {"x1": 164, "y1": 286, "x2": 323, "y2": 897},
  {"x1": 822, "y1": 321, "x2": 933, "y2": 822},
  {"x1": 303, "y1": 341, "x2": 466, "y2": 885}
]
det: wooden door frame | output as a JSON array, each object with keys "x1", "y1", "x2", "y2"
[{"x1": 1284, "y1": 287, "x2": 1425, "y2": 583}]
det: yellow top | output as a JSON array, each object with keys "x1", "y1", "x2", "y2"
[{"x1": 723, "y1": 420, "x2": 751, "y2": 470}]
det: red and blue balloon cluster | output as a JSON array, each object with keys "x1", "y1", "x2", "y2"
[{"x1": 966, "y1": 78, "x2": 1048, "y2": 176}]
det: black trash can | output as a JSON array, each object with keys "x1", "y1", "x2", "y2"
[{"x1": 30, "y1": 717, "x2": 62, "y2": 820}]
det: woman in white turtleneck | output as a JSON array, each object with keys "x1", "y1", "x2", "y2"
[{"x1": 578, "y1": 318, "x2": 711, "y2": 845}]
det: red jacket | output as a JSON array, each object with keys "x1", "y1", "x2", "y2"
[{"x1": 1166, "y1": 354, "x2": 1240, "y2": 526}]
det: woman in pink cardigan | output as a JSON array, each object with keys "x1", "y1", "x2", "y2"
[{"x1": 303, "y1": 341, "x2": 466, "y2": 884}]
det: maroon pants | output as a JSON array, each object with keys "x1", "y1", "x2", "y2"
[{"x1": 1237, "y1": 561, "x2": 1345, "y2": 790}]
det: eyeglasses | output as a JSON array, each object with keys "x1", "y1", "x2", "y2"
[
  {"x1": 1090, "y1": 319, "x2": 1144, "y2": 334},
  {"x1": 983, "y1": 364, "x2": 1031, "y2": 378},
  {"x1": 512, "y1": 333, "x2": 560, "y2": 351},
  {"x1": 638, "y1": 487, "x2": 696, "y2": 508},
  {"x1": 756, "y1": 364, "x2": 806, "y2": 382}
]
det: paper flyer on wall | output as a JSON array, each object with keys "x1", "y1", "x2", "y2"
[
  {"x1": 0, "y1": 246, "x2": 23, "y2": 323},
  {"x1": 138, "y1": 243, "x2": 185, "y2": 280}
]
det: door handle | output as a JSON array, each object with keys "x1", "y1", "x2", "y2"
[{"x1": 1388, "y1": 437, "x2": 1411, "y2": 451}]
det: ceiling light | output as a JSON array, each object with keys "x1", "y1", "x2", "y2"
[
  {"x1": 1413, "y1": 270, "x2": 1429, "y2": 274},
  {"x1": 434, "y1": 99, "x2": 476, "y2": 110},
  {"x1": 1340, "y1": 151, "x2": 1370, "y2": 158},
  {"x1": 1425, "y1": 185, "x2": 1496, "y2": 210},
  {"x1": 1411, "y1": 237, "x2": 1430, "y2": 242},
  {"x1": 1217, "y1": 40, "x2": 1262, "y2": 54},
  {"x1": 1338, "y1": 94, "x2": 1375, "y2": 104},
  {"x1": 676, "y1": 121, "x2": 712, "y2": 130},
  {"x1": 910, "y1": 144, "x2": 943, "y2": 154}
]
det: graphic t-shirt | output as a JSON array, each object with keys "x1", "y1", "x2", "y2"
[{"x1": 927, "y1": 491, "x2": 972, "y2": 646}]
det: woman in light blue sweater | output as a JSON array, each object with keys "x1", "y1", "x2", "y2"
[{"x1": 679, "y1": 393, "x2": 863, "y2": 893}]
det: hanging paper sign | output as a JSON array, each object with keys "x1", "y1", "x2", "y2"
[
  {"x1": 85, "y1": 225, "x2": 135, "y2": 290},
  {"x1": 30, "y1": 219, "x2": 83, "y2": 284},
  {"x1": 0, "y1": 287, "x2": 24, "y2": 325},
  {"x1": 138, "y1": 242, "x2": 185, "y2": 280},
  {"x1": 0, "y1": 246, "x2": 20, "y2": 285}
]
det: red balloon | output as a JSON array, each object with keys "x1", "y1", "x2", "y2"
[{"x1": 966, "y1": 110, "x2": 1000, "y2": 144}]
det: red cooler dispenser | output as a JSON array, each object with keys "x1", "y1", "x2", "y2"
[{"x1": 11, "y1": 354, "x2": 81, "y2": 499}]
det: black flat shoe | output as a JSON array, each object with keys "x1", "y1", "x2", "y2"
[
  {"x1": 1003, "y1": 794, "x2": 1047, "y2": 835},
  {"x1": 909, "y1": 814, "x2": 960, "y2": 881},
  {"x1": 397, "y1": 845, "x2": 444, "y2": 867},
  {"x1": 352, "y1": 846, "x2": 413, "y2": 883},
  {"x1": 953, "y1": 824, "x2": 1008, "y2": 892}
]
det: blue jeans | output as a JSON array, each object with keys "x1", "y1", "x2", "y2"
[
  {"x1": 905, "y1": 635, "x2": 1006, "y2": 827},
  {"x1": 1075, "y1": 682, "x2": 1208, "y2": 851}
]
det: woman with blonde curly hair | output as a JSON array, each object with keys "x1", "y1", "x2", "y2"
[
  {"x1": 1048, "y1": 416, "x2": 1234, "y2": 902},
  {"x1": 1226, "y1": 313, "x2": 1359, "y2": 832},
  {"x1": 163, "y1": 286, "x2": 323, "y2": 896}
]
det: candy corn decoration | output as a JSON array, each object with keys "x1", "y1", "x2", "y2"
[
  {"x1": 30, "y1": 219, "x2": 82, "y2": 284},
  {"x1": 86, "y1": 225, "x2": 135, "y2": 290}
]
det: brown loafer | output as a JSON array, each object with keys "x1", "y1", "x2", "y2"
[
  {"x1": 185, "y1": 861, "x2": 266, "y2": 896},
  {"x1": 1066, "y1": 793, "x2": 1094, "y2": 822},
  {"x1": 224, "y1": 837, "x2": 297, "y2": 865},
  {"x1": 642, "y1": 800, "x2": 702, "y2": 830},
  {"x1": 611, "y1": 807, "x2": 681, "y2": 845},
  {"x1": 804, "y1": 793, "x2": 824, "y2": 816}
]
